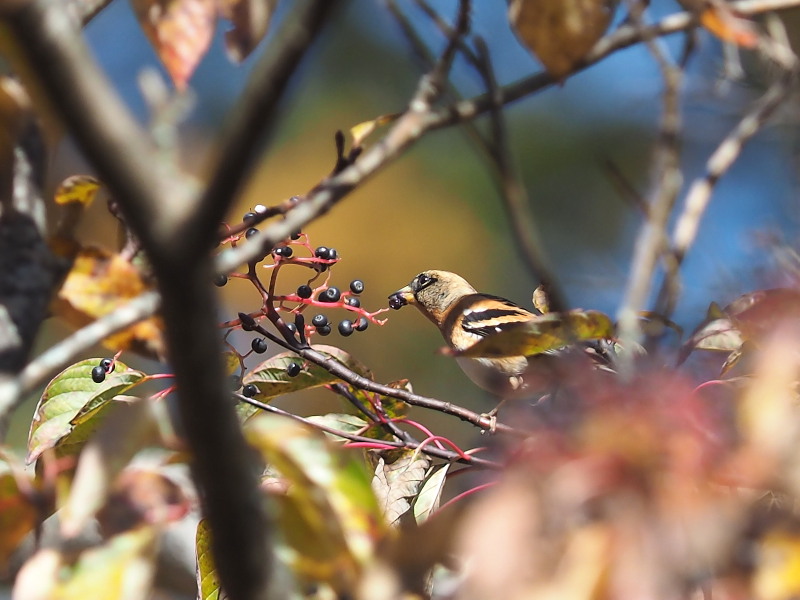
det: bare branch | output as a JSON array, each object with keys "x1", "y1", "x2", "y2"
[
  {"x1": 616, "y1": 3, "x2": 686, "y2": 363},
  {"x1": 473, "y1": 37, "x2": 567, "y2": 312},
  {"x1": 187, "y1": 0, "x2": 342, "y2": 256},
  {"x1": 218, "y1": 0, "x2": 800, "y2": 272},
  {"x1": 656, "y1": 71, "x2": 795, "y2": 316}
]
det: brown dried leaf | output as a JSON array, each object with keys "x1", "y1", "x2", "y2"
[
  {"x1": 218, "y1": 0, "x2": 276, "y2": 63},
  {"x1": 371, "y1": 451, "x2": 429, "y2": 526},
  {"x1": 0, "y1": 458, "x2": 39, "y2": 570},
  {"x1": 131, "y1": 0, "x2": 216, "y2": 90},
  {"x1": 509, "y1": 0, "x2": 617, "y2": 80}
]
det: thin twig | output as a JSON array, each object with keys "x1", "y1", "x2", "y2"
[
  {"x1": 386, "y1": 2, "x2": 567, "y2": 306},
  {"x1": 329, "y1": 382, "x2": 419, "y2": 445},
  {"x1": 188, "y1": 0, "x2": 342, "y2": 256},
  {"x1": 656, "y1": 71, "x2": 795, "y2": 316},
  {"x1": 235, "y1": 393, "x2": 501, "y2": 468},
  {"x1": 616, "y1": 2, "x2": 686, "y2": 366},
  {"x1": 247, "y1": 321, "x2": 524, "y2": 436},
  {"x1": 221, "y1": 0, "x2": 800, "y2": 272},
  {"x1": 411, "y1": 0, "x2": 471, "y2": 109},
  {"x1": 473, "y1": 37, "x2": 567, "y2": 312}
]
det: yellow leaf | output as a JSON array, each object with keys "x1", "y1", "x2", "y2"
[
  {"x1": 509, "y1": 0, "x2": 617, "y2": 80},
  {"x1": 54, "y1": 175, "x2": 101, "y2": 206},
  {"x1": 53, "y1": 247, "x2": 164, "y2": 358},
  {"x1": 755, "y1": 530, "x2": 800, "y2": 600},
  {"x1": 350, "y1": 113, "x2": 401, "y2": 149}
]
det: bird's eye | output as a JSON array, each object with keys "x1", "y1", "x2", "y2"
[{"x1": 415, "y1": 273, "x2": 436, "y2": 290}]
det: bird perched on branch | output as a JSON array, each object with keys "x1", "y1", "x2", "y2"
[{"x1": 388, "y1": 270, "x2": 613, "y2": 399}]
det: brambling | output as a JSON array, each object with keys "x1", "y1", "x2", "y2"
[{"x1": 388, "y1": 270, "x2": 610, "y2": 398}]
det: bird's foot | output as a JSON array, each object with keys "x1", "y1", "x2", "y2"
[{"x1": 479, "y1": 411, "x2": 497, "y2": 434}]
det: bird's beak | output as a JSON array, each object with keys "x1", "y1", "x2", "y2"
[{"x1": 388, "y1": 285, "x2": 414, "y2": 310}]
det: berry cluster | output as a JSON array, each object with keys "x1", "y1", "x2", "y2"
[
  {"x1": 216, "y1": 206, "x2": 389, "y2": 382},
  {"x1": 91, "y1": 357, "x2": 116, "y2": 383}
]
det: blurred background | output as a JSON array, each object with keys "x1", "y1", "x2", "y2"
[{"x1": 7, "y1": 0, "x2": 800, "y2": 447}]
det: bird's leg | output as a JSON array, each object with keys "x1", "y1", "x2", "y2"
[{"x1": 479, "y1": 398, "x2": 508, "y2": 434}]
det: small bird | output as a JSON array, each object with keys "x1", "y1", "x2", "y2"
[{"x1": 388, "y1": 270, "x2": 599, "y2": 399}]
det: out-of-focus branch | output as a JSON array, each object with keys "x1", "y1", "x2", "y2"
[
  {"x1": 0, "y1": 0, "x2": 173, "y2": 253},
  {"x1": 425, "y1": 0, "x2": 800, "y2": 131},
  {"x1": 388, "y1": 0, "x2": 567, "y2": 310},
  {"x1": 68, "y1": 0, "x2": 113, "y2": 25},
  {"x1": 0, "y1": 3, "x2": 274, "y2": 599},
  {"x1": 223, "y1": 0, "x2": 800, "y2": 273},
  {"x1": 0, "y1": 291, "x2": 161, "y2": 423},
  {"x1": 473, "y1": 37, "x2": 567, "y2": 312},
  {"x1": 616, "y1": 3, "x2": 686, "y2": 364},
  {"x1": 656, "y1": 70, "x2": 795, "y2": 316},
  {"x1": 185, "y1": 0, "x2": 342, "y2": 258}
]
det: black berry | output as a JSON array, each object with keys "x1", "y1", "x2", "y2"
[
  {"x1": 100, "y1": 358, "x2": 115, "y2": 372},
  {"x1": 251, "y1": 338, "x2": 268, "y2": 354},
  {"x1": 349, "y1": 280, "x2": 364, "y2": 294},
  {"x1": 239, "y1": 312, "x2": 257, "y2": 331},
  {"x1": 312, "y1": 314, "x2": 328, "y2": 328},
  {"x1": 355, "y1": 317, "x2": 369, "y2": 332},
  {"x1": 319, "y1": 287, "x2": 341, "y2": 303},
  {"x1": 214, "y1": 274, "x2": 228, "y2": 287},
  {"x1": 243, "y1": 212, "x2": 257, "y2": 222},
  {"x1": 286, "y1": 323, "x2": 297, "y2": 334},
  {"x1": 314, "y1": 246, "x2": 329, "y2": 259},
  {"x1": 91, "y1": 365, "x2": 106, "y2": 383},
  {"x1": 274, "y1": 245, "x2": 293, "y2": 258},
  {"x1": 297, "y1": 285, "x2": 312, "y2": 299},
  {"x1": 291, "y1": 231, "x2": 302, "y2": 240},
  {"x1": 338, "y1": 320, "x2": 354, "y2": 336},
  {"x1": 325, "y1": 247, "x2": 338, "y2": 260},
  {"x1": 388, "y1": 294, "x2": 407, "y2": 310},
  {"x1": 317, "y1": 324, "x2": 331, "y2": 336},
  {"x1": 286, "y1": 363, "x2": 302, "y2": 377},
  {"x1": 245, "y1": 227, "x2": 259, "y2": 239},
  {"x1": 242, "y1": 383, "x2": 258, "y2": 397},
  {"x1": 345, "y1": 297, "x2": 360, "y2": 308}
]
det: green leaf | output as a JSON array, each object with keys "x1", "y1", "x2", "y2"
[
  {"x1": 27, "y1": 359, "x2": 145, "y2": 465},
  {"x1": 196, "y1": 519, "x2": 223, "y2": 600},
  {"x1": 238, "y1": 345, "x2": 372, "y2": 420},
  {"x1": 245, "y1": 414, "x2": 386, "y2": 593},
  {"x1": 455, "y1": 310, "x2": 613, "y2": 358},
  {"x1": 306, "y1": 413, "x2": 370, "y2": 442},
  {"x1": 413, "y1": 464, "x2": 449, "y2": 524}
]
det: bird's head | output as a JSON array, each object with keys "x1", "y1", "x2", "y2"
[{"x1": 388, "y1": 270, "x2": 477, "y2": 327}]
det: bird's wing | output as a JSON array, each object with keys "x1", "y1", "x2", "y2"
[{"x1": 457, "y1": 294, "x2": 537, "y2": 339}]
